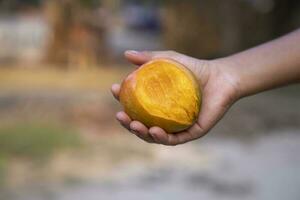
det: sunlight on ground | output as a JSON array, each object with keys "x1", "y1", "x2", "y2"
[{"x1": 0, "y1": 66, "x2": 130, "y2": 92}]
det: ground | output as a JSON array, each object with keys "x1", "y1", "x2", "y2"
[{"x1": 0, "y1": 67, "x2": 299, "y2": 200}]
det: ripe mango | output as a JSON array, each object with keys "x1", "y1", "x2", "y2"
[{"x1": 120, "y1": 59, "x2": 201, "y2": 133}]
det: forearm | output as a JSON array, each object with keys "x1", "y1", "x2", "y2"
[{"x1": 220, "y1": 29, "x2": 300, "y2": 98}]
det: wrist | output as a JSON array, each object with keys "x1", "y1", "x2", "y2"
[{"x1": 211, "y1": 57, "x2": 244, "y2": 100}]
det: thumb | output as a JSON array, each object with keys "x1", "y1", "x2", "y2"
[
  {"x1": 124, "y1": 50, "x2": 196, "y2": 68},
  {"x1": 124, "y1": 50, "x2": 151, "y2": 66}
]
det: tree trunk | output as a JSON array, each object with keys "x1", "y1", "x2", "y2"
[{"x1": 43, "y1": 0, "x2": 108, "y2": 69}]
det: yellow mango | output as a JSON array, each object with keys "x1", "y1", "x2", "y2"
[{"x1": 120, "y1": 59, "x2": 201, "y2": 133}]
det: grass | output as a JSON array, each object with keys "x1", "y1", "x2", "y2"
[
  {"x1": 0, "y1": 123, "x2": 81, "y2": 185},
  {"x1": 0, "y1": 123, "x2": 81, "y2": 160}
]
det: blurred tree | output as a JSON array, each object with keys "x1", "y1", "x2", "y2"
[
  {"x1": 161, "y1": 0, "x2": 221, "y2": 58},
  {"x1": 160, "y1": 0, "x2": 275, "y2": 57},
  {"x1": 2, "y1": 0, "x2": 299, "y2": 64},
  {"x1": 44, "y1": 0, "x2": 109, "y2": 68},
  {"x1": 159, "y1": 0, "x2": 300, "y2": 58}
]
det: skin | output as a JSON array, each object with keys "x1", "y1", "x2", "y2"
[{"x1": 111, "y1": 29, "x2": 300, "y2": 146}]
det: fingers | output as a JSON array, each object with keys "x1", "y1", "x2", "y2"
[
  {"x1": 149, "y1": 127, "x2": 173, "y2": 145},
  {"x1": 116, "y1": 111, "x2": 131, "y2": 130},
  {"x1": 111, "y1": 84, "x2": 121, "y2": 101},
  {"x1": 130, "y1": 121, "x2": 154, "y2": 143},
  {"x1": 116, "y1": 111, "x2": 203, "y2": 145},
  {"x1": 149, "y1": 125, "x2": 200, "y2": 146},
  {"x1": 116, "y1": 111, "x2": 155, "y2": 143}
]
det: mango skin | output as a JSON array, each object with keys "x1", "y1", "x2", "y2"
[{"x1": 120, "y1": 59, "x2": 201, "y2": 133}]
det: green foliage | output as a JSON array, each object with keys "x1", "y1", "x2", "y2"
[{"x1": 0, "y1": 123, "x2": 81, "y2": 160}]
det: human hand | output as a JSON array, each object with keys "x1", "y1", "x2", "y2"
[{"x1": 111, "y1": 50, "x2": 240, "y2": 145}]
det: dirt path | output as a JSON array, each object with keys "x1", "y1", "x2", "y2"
[
  {"x1": 0, "y1": 79, "x2": 299, "y2": 200},
  {"x1": 1, "y1": 131, "x2": 300, "y2": 200}
]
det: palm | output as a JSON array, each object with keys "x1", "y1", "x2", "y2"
[{"x1": 112, "y1": 51, "x2": 239, "y2": 145}]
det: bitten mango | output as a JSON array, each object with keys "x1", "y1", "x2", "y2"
[{"x1": 120, "y1": 59, "x2": 201, "y2": 133}]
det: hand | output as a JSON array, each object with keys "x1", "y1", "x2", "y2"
[{"x1": 111, "y1": 50, "x2": 240, "y2": 145}]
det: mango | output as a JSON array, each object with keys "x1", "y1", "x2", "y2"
[{"x1": 120, "y1": 59, "x2": 201, "y2": 133}]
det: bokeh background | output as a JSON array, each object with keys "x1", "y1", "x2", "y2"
[{"x1": 0, "y1": 0, "x2": 300, "y2": 199}]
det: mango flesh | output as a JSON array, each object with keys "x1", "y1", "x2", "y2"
[{"x1": 120, "y1": 59, "x2": 201, "y2": 133}]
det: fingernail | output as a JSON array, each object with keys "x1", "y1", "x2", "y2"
[{"x1": 125, "y1": 50, "x2": 140, "y2": 55}]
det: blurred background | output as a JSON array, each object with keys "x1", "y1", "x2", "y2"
[{"x1": 0, "y1": 0, "x2": 299, "y2": 199}]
